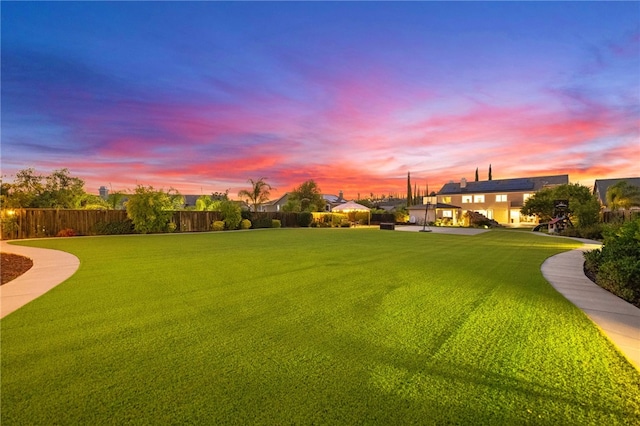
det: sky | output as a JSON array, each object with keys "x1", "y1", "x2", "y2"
[{"x1": 2, "y1": 2, "x2": 639, "y2": 199}]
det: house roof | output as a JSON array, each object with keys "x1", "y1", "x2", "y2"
[
  {"x1": 438, "y1": 174, "x2": 568, "y2": 195},
  {"x1": 593, "y1": 177, "x2": 640, "y2": 205}
]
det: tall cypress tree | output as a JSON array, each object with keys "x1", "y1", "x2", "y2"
[
  {"x1": 475, "y1": 167, "x2": 479, "y2": 182},
  {"x1": 407, "y1": 172, "x2": 413, "y2": 207},
  {"x1": 489, "y1": 164, "x2": 493, "y2": 181}
]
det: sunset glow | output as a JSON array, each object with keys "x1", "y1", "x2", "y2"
[{"x1": 2, "y1": 2, "x2": 638, "y2": 198}]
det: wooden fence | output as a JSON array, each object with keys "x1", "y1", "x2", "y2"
[
  {"x1": 1, "y1": 209, "x2": 305, "y2": 240},
  {"x1": 602, "y1": 210, "x2": 640, "y2": 223}
]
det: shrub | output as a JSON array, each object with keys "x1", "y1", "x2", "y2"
[
  {"x1": 272, "y1": 219, "x2": 281, "y2": 228},
  {"x1": 252, "y1": 216, "x2": 273, "y2": 229},
  {"x1": 126, "y1": 185, "x2": 175, "y2": 234},
  {"x1": 340, "y1": 219, "x2": 351, "y2": 228},
  {"x1": 596, "y1": 258, "x2": 640, "y2": 304},
  {"x1": 92, "y1": 220, "x2": 135, "y2": 235},
  {"x1": 297, "y1": 211, "x2": 313, "y2": 227},
  {"x1": 583, "y1": 249, "x2": 602, "y2": 276},
  {"x1": 219, "y1": 200, "x2": 242, "y2": 230},
  {"x1": 464, "y1": 211, "x2": 500, "y2": 228},
  {"x1": 559, "y1": 223, "x2": 604, "y2": 240},
  {"x1": 56, "y1": 228, "x2": 76, "y2": 237},
  {"x1": 584, "y1": 219, "x2": 640, "y2": 307},
  {"x1": 240, "y1": 219, "x2": 252, "y2": 229},
  {"x1": 212, "y1": 221, "x2": 225, "y2": 231}
]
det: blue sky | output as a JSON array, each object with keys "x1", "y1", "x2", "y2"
[{"x1": 2, "y1": 1, "x2": 638, "y2": 197}]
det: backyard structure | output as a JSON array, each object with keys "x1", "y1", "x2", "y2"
[
  {"x1": 436, "y1": 174, "x2": 569, "y2": 226},
  {"x1": 331, "y1": 200, "x2": 371, "y2": 225}
]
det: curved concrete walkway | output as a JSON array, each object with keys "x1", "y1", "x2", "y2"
[
  {"x1": 1, "y1": 241, "x2": 80, "y2": 319},
  {"x1": 541, "y1": 238, "x2": 640, "y2": 371}
]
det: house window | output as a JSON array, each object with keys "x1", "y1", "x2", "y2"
[
  {"x1": 496, "y1": 194, "x2": 507, "y2": 202},
  {"x1": 442, "y1": 210, "x2": 453, "y2": 218},
  {"x1": 441, "y1": 196, "x2": 451, "y2": 203},
  {"x1": 473, "y1": 195, "x2": 485, "y2": 203},
  {"x1": 462, "y1": 195, "x2": 472, "y2": 203},
  {"x1": 523, "y1": 193, "x2": 533, "y2": 203}
]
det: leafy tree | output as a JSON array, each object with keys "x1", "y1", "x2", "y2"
[
  {"x1": 41, "y1": 169, "x2": 85, "y2": 208},
  {"x1": 606, "y1": 181, "x2": 640, "y2": 210},
  {"x1": 521, "y1": 183, "x2": 600, "y2": 227},
  {"x1": 286, "y1": 180, "x2": 325, "y2": 212},
  {"x1": 238, "y1": 177, "x2": 272, "y2": 212},
  {"x1": 282, "y1": 198, "x2": 302, "y2": 213},
  {"x1": 521, "y1": 187, "x2": 555, "y2": 222},
  {"x1": 74, "y1": 193, "x2": 109, "y2": 210},
  {"x1": 195, "y1": 190, "x2": 229, "y2": 211},
  {"x1": 125, "y1": 185, "x2": 178, "y2": 233},
  {"x1": 1, "y1": 168, "x2": 86, "y2": 208},
  {"x1": 195, "y1": 195, "x2": 217, "y2": 211}
]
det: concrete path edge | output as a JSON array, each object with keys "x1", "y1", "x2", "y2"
[
  {"x1": 1, "y1": 240, "x2": 80, "y2": 319},
  {"x1": 540, "y1": 237, "x2": 640, "y2": 371}
]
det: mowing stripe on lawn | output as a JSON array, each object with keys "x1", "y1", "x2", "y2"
[{"x1": 2, "y1": 229, "x2": 639, "y2": 424}]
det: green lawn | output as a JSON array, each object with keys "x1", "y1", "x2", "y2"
[{"x1": 2, "y1": 229, "x2": 639, "y2": 424}]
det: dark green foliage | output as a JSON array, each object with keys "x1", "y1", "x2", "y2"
[
  {"x1": 584, "y1": 219, "x2": 640, "y2": 306},
  {"x1": 252, "y1": 216, "x2": 273, "y2": 229},
  {"x1": 407, "y1": 172, "x2": 412, "y2": 207},
  {"x1": 297, "y1": 211, "x2": 313, "y2": 227},
  {"x1": 559, "y1": 223, "x2": 604, "y2": 240},
  {"x1": 1, "y1": 168, "x2": 87, "y2": 209},
  {"x1": 285, "y1": 180, "x2": 325, "y2": 212},
  {"x1": 92, "y1": 220, "x2": 135, "y2": 235}
]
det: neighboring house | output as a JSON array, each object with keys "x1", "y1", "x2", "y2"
[
  {"x1": 260, "y1": 191, "x2": 346, "y2": 212},
  {"x1": 260, "y1": 193, "x2": 290, "y2": 212},
  {"x1": 593, "y1": 177, "x2": 640, "y2": 210},
  {"x1": 183, "y1": 195, "x2": 200, "y2": 208},
  {"x1": 436, "y1": 174, "x2": 569, "y2": 226}
]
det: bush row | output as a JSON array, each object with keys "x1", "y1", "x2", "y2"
[{"x1": 584, "y1": 219, "x2": 640, "y2": 307}]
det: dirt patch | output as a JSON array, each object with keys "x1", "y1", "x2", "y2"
[{"x1": 1, "y1": 253, "x2": 34, "y2": 285}]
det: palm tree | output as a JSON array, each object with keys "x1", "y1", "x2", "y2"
[
  {"x1": 238, "y1": 178, "x2": 272, "y2": 212},
  {"x1": 606, "y1": 181, "x2": 640, "y2": 210}
]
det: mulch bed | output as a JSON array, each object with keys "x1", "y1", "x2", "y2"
[{"x1": 1, "y1": 253, "x2": 34, "y2": 285}]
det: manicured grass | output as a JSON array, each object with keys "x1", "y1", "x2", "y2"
[{"x1": 2, "y1": 229, "x2": 639, "y2": 424}]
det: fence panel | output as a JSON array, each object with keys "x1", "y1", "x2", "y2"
[
  {"x1": 1, "y1": 209, "x2": 130, "y2": 240},
  {"x1": 1, "y1": 209, "x2": 330, "y2": 240}
]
